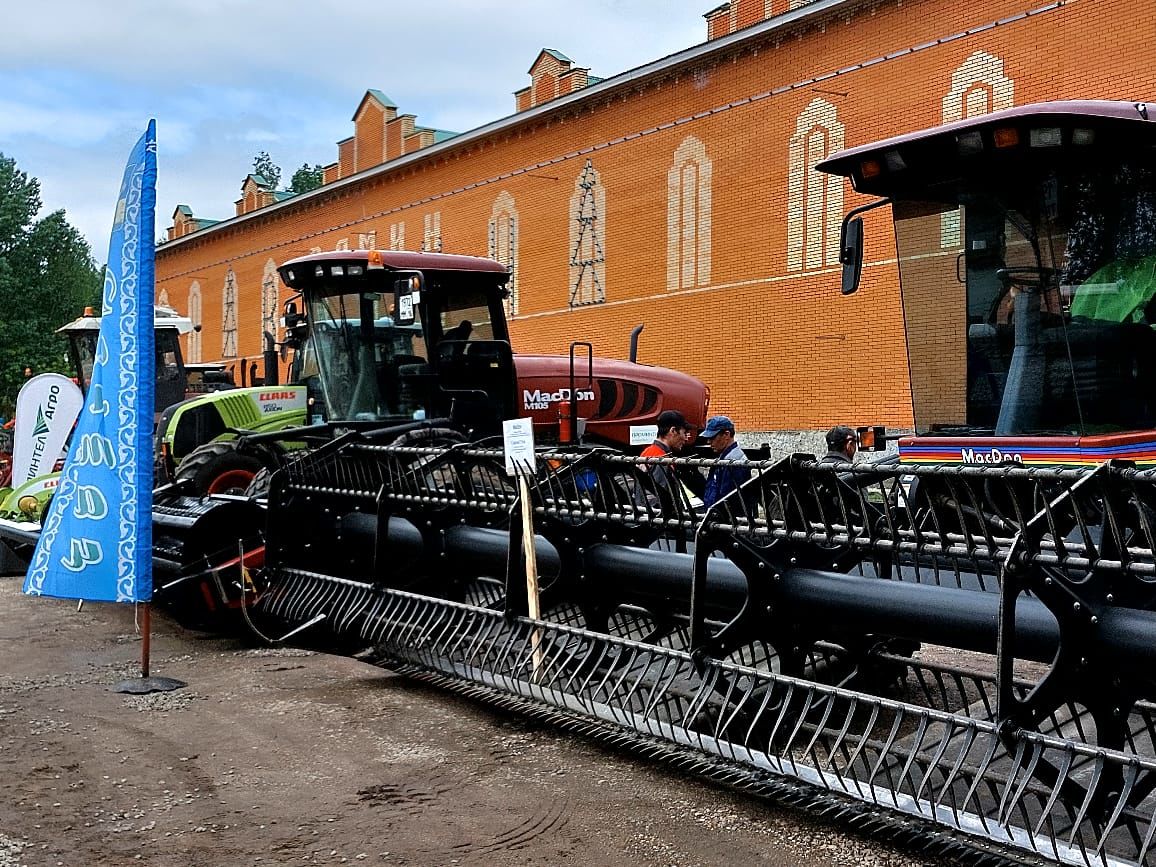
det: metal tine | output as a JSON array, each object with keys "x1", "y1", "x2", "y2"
[
  {"x1": 584, "y1": 634, "x2": 644, "y2": 708},
  {"x1": 1099, "y1": 470, "x2": 1132, "y2": 568},
  {"x1": 864, "y1": 710, "x2": 907, "y2": 808},
  {"x1": 1064, "y1": 475, "x2": 1098, "y2": 566},
  {"x1": 672, "y1": 652, "x2": 719, "y2": 726},
  {"x1": 821, "y1": 693, "x2": 859, "y2": 777},
  {"x1": 959, "y1": 471, "x2": 1000, "y2": 559},
  {"x1": 561, "y1": 633, "x2": 615, "y2": 696},
  {"x1": 892, "y1": 712, "x2": 932, "y2": 813},
  {"x1": 913, "y1": 714, "x2": 965, "y2": 807},
  {"x1": 957, "y1": 732, "x2": 1004, "y2": 835},
  {"x1": 1093, "y1": 760, "x2": 1141, "y2": 859},
  {"x1": 599, "y1": 644, "x2": 649, "y2": 728},
  {"x1": 842, "y1": 700, "x2": 882, "y2": 797},
  {"x1": 410, "y1": 597, "x2": 456, "y2": 651},
  {"x1": 549, "y1": 627, "x2": 594, "y2": 692},
  {"x1": 932, "y1": 723, "x2": 982, "y2": 824},
  {"x1": 713, "y1": 672, "x2": 758, "y2": 757},
  {"x1": 1066, "y1": 751, "x2": 1107, "y2": 849},
  {"x1": 453, "y1": 603, "x2": 505, "y2": 665},
  {"x1": 1134, "y1": 789, "x2": 1156, "y2": 864},
  {"x1": 639, "y1": 651, "x2": 693, "y2": 724},
  {"x1": 1124, "y1": 472, "x2": 1156, "y2": 567},
  {"x1": 373, "y1": 593, "x2": 411, "y2": 645},
  {"x1": 535, "y1": 625, "x2": 578, "y2": 688},
  {"x1": 774, "y1": 684, "x2": 813, "y2": 779},
  {"x1": 732, "y1": 670, "x2": 783, "y2": 767},
  {"x1": 359, "y1": 595, "x2": 392, "y2": 644},
  {"x1": 999, "y1": 738, "x2": 1044, "y2": 829},
  {"x1": 799, "y1": 687, "x2": 840, "y2": 773}
]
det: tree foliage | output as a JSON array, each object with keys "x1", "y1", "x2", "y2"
[
  {"x1": 0, "y1": 153, "x2": 102, "y2": 416},
  {"x1": 251, "y1": 151, "x2": 282, "y2": 190},
  {"x1": 289, "y1": 163, "x2": 324, "y2": 194}
]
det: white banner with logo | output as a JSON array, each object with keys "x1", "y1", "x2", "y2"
[{"x1": 11, "y1": 374, "x2": 84, "y2": 486}]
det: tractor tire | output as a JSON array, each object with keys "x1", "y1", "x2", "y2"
[{"x1": 175, "y1": 441, "x2": 266, "y2": 497}]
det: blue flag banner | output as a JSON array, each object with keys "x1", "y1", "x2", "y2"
[{"x1": 24, "y1": 121, "x2": 157, "y2": 603}]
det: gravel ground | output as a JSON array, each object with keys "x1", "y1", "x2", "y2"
[{"x1": 0, "y1": 575, "x2": 937, "y2": 867}]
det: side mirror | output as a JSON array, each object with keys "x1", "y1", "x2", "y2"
[{"x1": 840, "y1": 216, "x2": 864, "y2": 296}]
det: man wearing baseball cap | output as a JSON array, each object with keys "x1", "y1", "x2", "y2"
[{"x1": 699, "y1": 415, "x2": 751, "y2": 508}]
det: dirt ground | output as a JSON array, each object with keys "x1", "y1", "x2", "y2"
[{"x1": 0, "y1": 575, "x2": 934, "y2": 867}]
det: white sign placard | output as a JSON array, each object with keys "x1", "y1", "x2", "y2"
[
  {"x1": 629, "y1": 424, "x2": 658, "y2": 447},
  {"x1": 502, "y1": 417, "x2": 536, "y2": 477},
  {"x1": 397, "y1": 294, "x2": 414, "y2": 323},
  {"x1": 12, "y1": 374, "x2": 84, "y2": 486}
]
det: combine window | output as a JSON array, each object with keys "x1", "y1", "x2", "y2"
[{"x1": 895, "y1": 161, "x2": 1156, "y2": 436}]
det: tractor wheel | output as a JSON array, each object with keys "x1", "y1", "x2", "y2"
[{"x1": 175, "y1": 441, "x2": 266, "y2": 497}]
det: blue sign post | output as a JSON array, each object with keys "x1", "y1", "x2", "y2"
[{"x1": 24, "y1": 121, "x2": 180, "y2": 692}]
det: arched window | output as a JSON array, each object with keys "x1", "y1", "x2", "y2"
[
  {"x1": 569, "y1": 159, "x2": 606, "y2": 307},
  {"x1": 667, "y1": 136, "x2": 712, "y2": 291},
  {"x1": 261, "y1": 259, "x2": 280, "y2": 349},
  {"x1": 423, "y1": 212, "x2": 442, "y2": 253},
  {"x1": 222, "y1": 269, "x2": 238, "y2": 358},
  {"x1": 489, "y1": 191, "x2": 519, "y2": 316},
  {"x1": 941, "y1": 51, "x2": 1014, "y2": 247},
  {"x1": 187, "y1": 281, "x2": 202, "y2": 363},
  {"x1": 157, "y1": 288, "x2": 170, "y2": 309},
  {"x1": 787, "y1": 98, "x2": 844, "y2": 271}
]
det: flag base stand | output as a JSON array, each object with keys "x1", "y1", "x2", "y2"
[
  {"x1": 111, "y1": 604, "x2": 186, "y2": 694},
  {"x1": 113, "y1": 675, "x2": 187, "y2": 694}
]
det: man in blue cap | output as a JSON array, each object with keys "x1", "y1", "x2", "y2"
[{"x1": 699, "y1": 415, "x2": 751, "y2": 509}]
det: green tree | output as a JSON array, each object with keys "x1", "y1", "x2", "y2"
[
  {"x1": 251, "y1": 151, "x2": 281, "y2": 190},
  {"x1": 289, "y1": 163, "x2": 324, "y2": 194},
  {"x1": 0, "y1": 153, "x2": 102, "y2": 416}
]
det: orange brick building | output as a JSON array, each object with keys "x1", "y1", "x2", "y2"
[{"x1": 154, "y1": 0, "x2": 1156, "y2": 436}]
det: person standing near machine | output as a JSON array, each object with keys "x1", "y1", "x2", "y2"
[{"x1": 699, "y1": 415, "x2": 750, "y2": 508}]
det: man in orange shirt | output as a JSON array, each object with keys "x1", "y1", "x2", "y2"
[{"x1": 640, "y1": 409, "x2": 689, "y2": 503}]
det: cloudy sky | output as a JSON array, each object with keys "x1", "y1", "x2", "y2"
[{"x1": 1, "y1": 1, "x2": 707, "y2": 261}]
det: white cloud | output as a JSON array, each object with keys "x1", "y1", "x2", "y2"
[{"x1": 1, "y1": 1, "x2": 707, "y2": 256}]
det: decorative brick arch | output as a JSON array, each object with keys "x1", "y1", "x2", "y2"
[
  {"x1": 941, "y1": 50, "x2": 1015, "y2": 246},
  {"x1": 422, "y1": 212, "x2": 442, "y2": 253},
  {"x1": 261, "y1": 259, "x2": 280, "y2": 348},
  {"x1": 667, "y1": 136, "x2": 712, "y2": 292},
  {"x1": 569, "y1": 159, "x2": 606, "y2": 307},
  {"x1": 488, "y1": 191, "x2": 519, "y2": 316},
  {"x1": 222, "y1": 269, "x2": 238, "y2": 358},
  {"x1": 787, "y1": 98, "x2": 844, "y2": 272},
  {"x1": 187, "y1": 281, "x2": 202, "y2": 363}
]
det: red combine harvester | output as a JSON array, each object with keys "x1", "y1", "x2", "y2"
[
  {"x1": 149, "y1": 248, "x2": 708, "y2": 626},
  {"x1": 819, "y1": 100, "x2": 1156, "y2": 468},
  {"x1": 276, "y1": 249, "x2": 707, "y2": 447}
]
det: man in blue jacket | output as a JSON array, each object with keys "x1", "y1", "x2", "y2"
[{"x1": 699, "y1": 415, "x2": 751, "y2": 509}]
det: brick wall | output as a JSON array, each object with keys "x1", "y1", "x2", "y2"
[{"x1": 155, "y1": 0, "x2": 1156, "y2": 430}]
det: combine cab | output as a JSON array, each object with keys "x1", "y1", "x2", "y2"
[{"x1": 820, "y1": 100, "x2": 1156, "y2": 465}]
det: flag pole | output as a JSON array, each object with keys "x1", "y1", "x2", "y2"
[{"x1": 141, "y1": 602, "x2": 151, "y2": 678}]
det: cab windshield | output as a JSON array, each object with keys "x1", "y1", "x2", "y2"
[
  {"x1": 307, "y1": 288, "x2": 426, "y2": 422},
  {"x1": 895, "y1": 161, "x2": 1156, "y2": 435}
]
